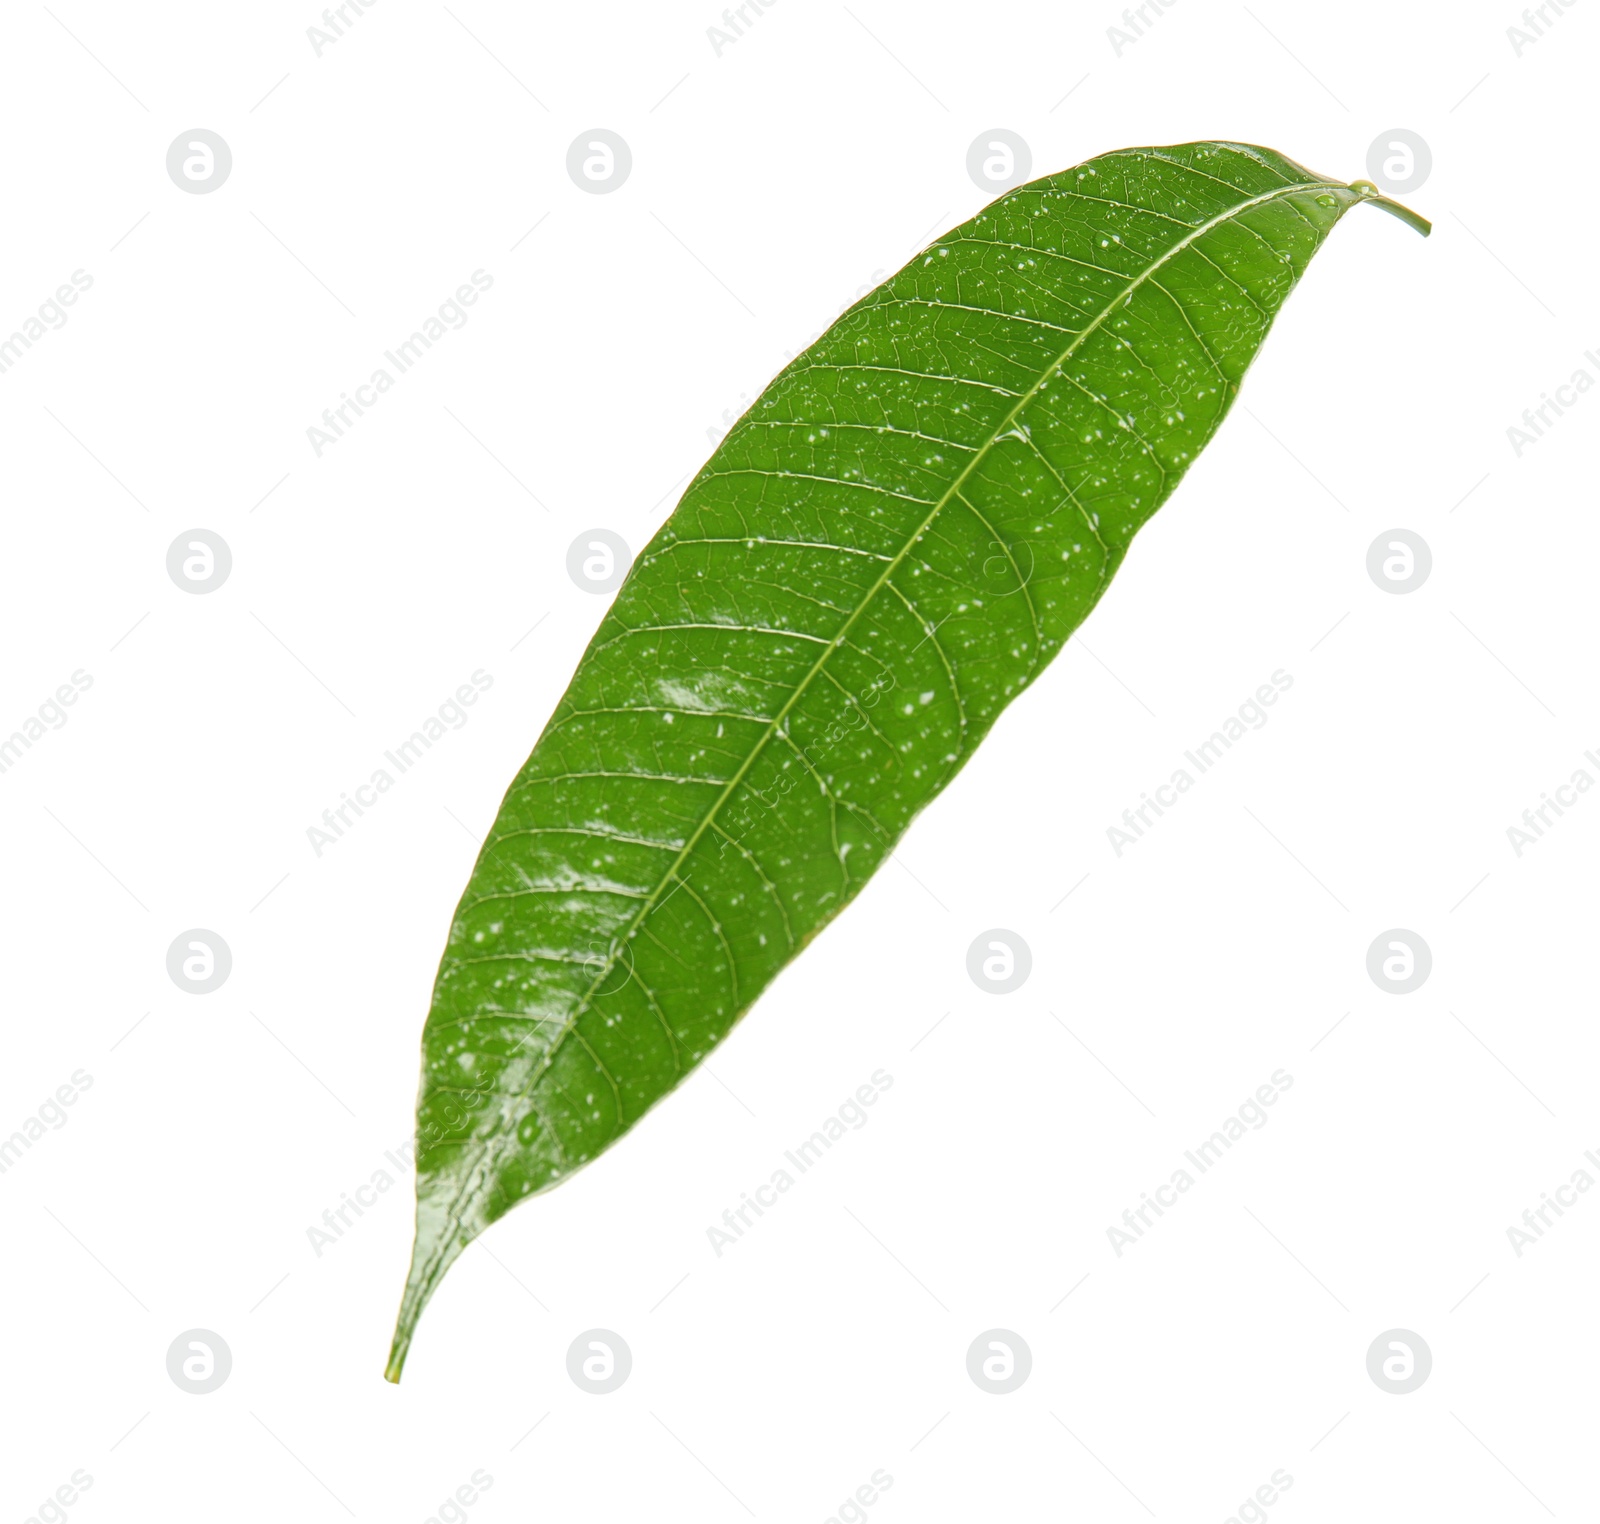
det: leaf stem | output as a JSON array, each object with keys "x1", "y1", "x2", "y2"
[{"x1": 1347, "y1": 181, "x2": 1431, "y2": 237}]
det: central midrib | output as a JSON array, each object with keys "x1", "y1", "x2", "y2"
[{"x1": 422, "y1": 172, "x2": 1346, "y2": 1260}]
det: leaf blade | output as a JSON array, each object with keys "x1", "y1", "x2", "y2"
[{"x1": 387, "y1": 141, "x2": 1424, "y2": 1379}]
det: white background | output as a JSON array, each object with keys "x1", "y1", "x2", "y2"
[{"x1": 1, "y1": 1, "x2": 1594, "y2": 1519}]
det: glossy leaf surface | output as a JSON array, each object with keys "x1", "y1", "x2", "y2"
[{"x1": 388, "y1": 141, "x2": 1426, "y2": 1378}]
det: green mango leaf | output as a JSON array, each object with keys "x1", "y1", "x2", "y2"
[{"x1": 386, "y1": 141, "x2": 1426, "y2": 1379}]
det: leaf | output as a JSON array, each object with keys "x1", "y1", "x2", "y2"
[{"x1": 386, "y1": 141, "x2": 1426, "y2": 1378}]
